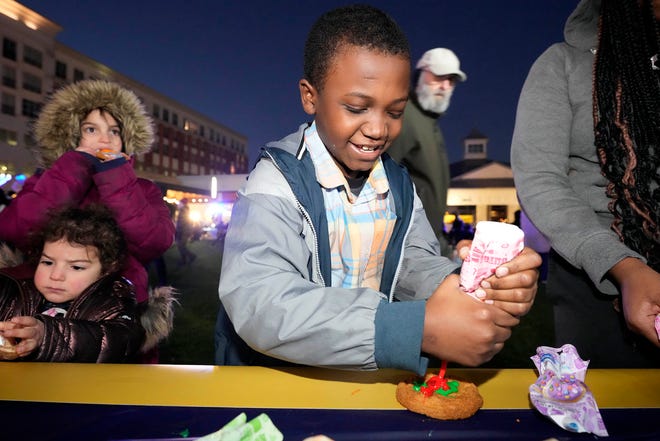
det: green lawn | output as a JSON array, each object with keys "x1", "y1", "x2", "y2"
[
  {"x1": 482, "y1": 281, "x2": 554, "y2": 368},
  {"x1": 150, "y1": 239, "x2": 223, "y2": 365},
  {"x1": 152, "y1": 240, "x2": 554, "y2": 368}
]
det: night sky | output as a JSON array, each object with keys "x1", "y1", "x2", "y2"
[{"x1": 18, "y1": 0, "x2": 578, "y2": 168}]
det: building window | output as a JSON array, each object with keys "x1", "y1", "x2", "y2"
[
  {"x1": 152, "y1": 103, "x2": 160, "y2": 118},
  {"x1": 446, "y1": 206, "x2": 476, "y2": 227},
  {"x1": 467, "y1": 143, "x2": 484, "y2": 154},
  {"x1": 55, "y1": 60, "x2": 67, "y2": 79},
  {"x1": 0, "y1": 128, "x2": 18, "y2": 146},
  {"x1": 1, "y1": 65, "x2": 15, "y2": 88},
  {"x1": 23, "y1": 132, "x2": 36, "y2": 148},
  {"x1": 2, "y1": 38, "x2": 16, "y2": 61},
  {"x1": 488, "y1": 205, "x2": 508, "y2": 222},
  {"x1": 172, "y1": 113, "x2": 178, "y2": 126},
  {"x1": 162, "y1": 108, "x2": 169, "y2": 123},
  {"x1": 22, "y1": 72, "x2": 42, "y2": 94},
  {"x1": 73, "y1": 68, "x2": 84, "y2": 82},
  {"x1": 21, "y1": 98, "x2": 41, "y2": 118},
  {"x1": 1, "y1": 93, "x2": 15, "y2": 115},
  {"x1": 23, "y1": 45, "x2": 43, "y2": 68}
]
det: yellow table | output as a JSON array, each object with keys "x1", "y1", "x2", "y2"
[
  {"x1": 0, "y1": 363, "x2": 658, "y2": 439},
  {"x1": 0, "y1": 363, "x2": 658, "y2": 409}
]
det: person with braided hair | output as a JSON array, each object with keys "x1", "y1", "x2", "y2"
[{"x1": 511, "y1": 0, "x2": 660, "y2": 367}]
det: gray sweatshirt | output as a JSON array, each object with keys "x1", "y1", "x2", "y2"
[{"x1": 510, "y1": 0, "x2": 645, "y2": 295}]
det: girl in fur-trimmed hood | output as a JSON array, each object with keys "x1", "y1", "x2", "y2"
[
  {"x1": 0, "y1": 80, "x2": 176, "y2": 360},
  {"x1": 33, "y1": 79, "x2": 154, "y2": 167}
]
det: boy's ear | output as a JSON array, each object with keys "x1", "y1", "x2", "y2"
[{"x1": 299, "y1": 79, "x2": 317, "y2": 116}]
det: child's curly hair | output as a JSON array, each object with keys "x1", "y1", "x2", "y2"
[
  {"x1": 303, "y1": 4, "x2": 410, "y2": 91},
  {"x1": 27, "y1": 204, "x2": 127, "y2": 275}
]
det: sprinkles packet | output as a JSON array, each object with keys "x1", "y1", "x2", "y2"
[{"x1": 529, "y1": 344, "x2": 608, "y2": 437}]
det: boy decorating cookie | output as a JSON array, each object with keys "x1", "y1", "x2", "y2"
[{"x1": 215, "y1": 4, "x2": 541, "y2": 374}]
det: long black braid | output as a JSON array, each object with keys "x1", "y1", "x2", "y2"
[{"x1": 593, "y1": 0, "x2": 660, "y2": 271}]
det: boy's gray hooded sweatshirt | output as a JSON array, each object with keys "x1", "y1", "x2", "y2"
[
  {"x1": 511, "y1": 0, "x2": 645, "y2": 295},
  {"x1": 216, "y1": 123, "x2": 459, "y2": 374}
]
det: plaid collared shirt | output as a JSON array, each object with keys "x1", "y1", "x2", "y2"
[{"x1": 304, "y1": 123, "x2": 396, "y2": 290}]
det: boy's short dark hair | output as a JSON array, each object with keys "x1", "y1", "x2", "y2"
[
  {"x1": 29, "y1": 204, "x2": 127, "y2": 275},
  {"x1": 303, "y1": 4, "x2": 410, "y2": 91}
]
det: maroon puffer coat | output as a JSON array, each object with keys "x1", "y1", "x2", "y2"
[{"x1": 0, "y1": 151, "x2": 175, "y2": 303}]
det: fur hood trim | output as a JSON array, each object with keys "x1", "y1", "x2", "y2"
[
  {"x1": 140, "y1": 285, "x2": 178, "y2": 352},
  {"x1": 0, "y1": 242, "x2": 22, "y2": 269},
  {"x1": 33, "y1": 80, "x2": 154, "y2": 168}
]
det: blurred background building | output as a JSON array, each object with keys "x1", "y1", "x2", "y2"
[
  {"x1": 1, "y1": 0, "x2": 520, "y2": 236},
  {"x1": 0, "y1": 0, "x2": 248, "y2": 200},
  {"x1": 445, "y1": 128, "x2": 519, "y2": 229}
]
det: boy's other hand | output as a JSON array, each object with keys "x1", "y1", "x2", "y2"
[
  {"x1": 422, "y1": 274, "x2": 519, "y2": 366},
  {"x1": 480, "y1": 247, "x2": 541, "y2": 317}
]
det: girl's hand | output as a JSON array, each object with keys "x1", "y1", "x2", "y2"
[
  {"x1": 2, "y1": 316, "x2": 45, "y2": 357},
  {"x1": 74, "y1": 145, "x2": 98, "y2": 157},
  {"x1": 75, "y1": 146, "x2": 128, "y2": 161},
  {"x1": 0, "y1": 321, "x2": 19, "y2": 360}
]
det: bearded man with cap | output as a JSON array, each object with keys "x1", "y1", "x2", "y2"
[{"x1": 388, "y1": 48, "x2": 466, "y2": 254}]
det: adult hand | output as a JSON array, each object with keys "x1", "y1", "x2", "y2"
[
  {"x1": 609, "y1": 257, "x2": 660, "y2": 347},
  {"x1": 421, "y1": 274, "x2": 520, "y2": 366},
  {"x1": 1, "y1": 316, "x2": 45, "y2": 357}
]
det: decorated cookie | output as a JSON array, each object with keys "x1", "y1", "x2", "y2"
[{"x1": 396, "y1": 373, "x2": 483, "y2": 420}]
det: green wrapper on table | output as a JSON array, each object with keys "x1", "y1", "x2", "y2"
[{"x1": 197, "y1": 412, "x2": 283, "y2": 441}]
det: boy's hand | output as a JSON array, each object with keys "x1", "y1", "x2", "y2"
[
  {"x1": 422, "y1": 274, "x2": 520, "y2": 366},
  {"x1": 479, "y1": 247, "x2": 541, "y2": 317},
  {"x1": 2, "y1": 316, "x2": 45, "y2": 358}
]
